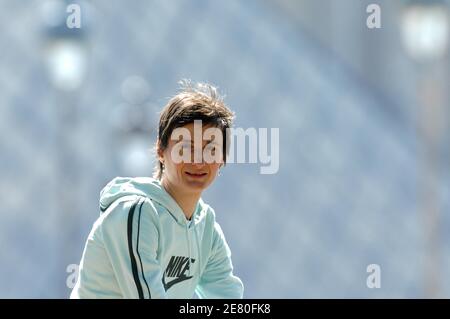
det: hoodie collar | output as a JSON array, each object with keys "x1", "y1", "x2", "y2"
[
  {"x1": 99, "y1": 177, "x2": 207, "y2": 226},
  {"x1": 153, "y1": 179, "x2": 205, "y2": 226}
]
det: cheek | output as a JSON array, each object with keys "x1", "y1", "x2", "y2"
[
  {"x1": 163, "y1": 157, "x2": 182, "y2": 178},
  {"x1": 208, "y1": 164, "x2": 221, "y2": 174},
  {"x1": 173, "y1": 162, "x2": 184, "y2": 174}
]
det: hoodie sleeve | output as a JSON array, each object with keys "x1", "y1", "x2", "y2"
[
  {"x1": 195, "y1": 222, "x2": 244, "y2": 299},
  {"x1": 100, "y1": 196, "x2": 167, "y2": 299}
]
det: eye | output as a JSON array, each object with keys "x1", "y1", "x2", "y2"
[
  {"x1": 205, "y1": 144, "x2": 219, "y2": 155},
  {"x1": 178, "y1": 142, "x2": 191, "y2": 156}
]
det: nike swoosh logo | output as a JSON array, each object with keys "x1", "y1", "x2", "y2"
[{"x1": 162, "y1": 273, "x2": 193, "y2": 291}]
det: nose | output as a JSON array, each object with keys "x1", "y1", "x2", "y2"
[
  {"x1": 192, "y1": 148, "x2": 206, "y2": 165},
  {"x1": 191, "y1": 161, "x2": 206, "y2": 168}
]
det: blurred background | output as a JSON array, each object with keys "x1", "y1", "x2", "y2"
[{"x1": 0, "y1": 0, "x2": 449, "y2": 298}]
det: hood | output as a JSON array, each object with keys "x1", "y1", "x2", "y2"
[{"x1": 99, "y1": 177, "x2": 208, "y2": 226}]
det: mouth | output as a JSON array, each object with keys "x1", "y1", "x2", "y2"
[{"x1": 185, "y1": 172, "x2": 208, "y2": 178}]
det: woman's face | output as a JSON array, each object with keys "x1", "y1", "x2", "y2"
[{"x1": 158, "y1": 122, "x2": 223, "y2": 194}]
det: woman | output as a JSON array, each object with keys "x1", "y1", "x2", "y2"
[{"x1": 71, "y1": 81, "x2": 244, "y2": 299}]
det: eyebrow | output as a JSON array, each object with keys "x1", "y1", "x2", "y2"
[{"x1": 180, "y1": 139, "x2": 221, "y2": 145}]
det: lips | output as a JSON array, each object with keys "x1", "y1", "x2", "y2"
[{"x1": 185, "y1": 172, "x2": 208, "y2": 178}]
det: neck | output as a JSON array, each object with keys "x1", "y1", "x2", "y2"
[{"x1": 161, "y1": 178, "x2": 201, "y2": 220}]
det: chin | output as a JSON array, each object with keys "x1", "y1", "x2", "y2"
[
  {"x1": 184, "y1": 180, "x2": 207, "y2": 190},
  {"x1": 182, "y1": 177, "x2": 212, "y2": 192}
]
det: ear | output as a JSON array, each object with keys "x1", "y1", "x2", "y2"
[{"x1": 156, "y1": 140, "x2": 164, "y2": 163}]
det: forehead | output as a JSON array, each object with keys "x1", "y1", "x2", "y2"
[
  {"x1": 170, "y1": 122, "x2": 223, "y2": 144},
  {"x1": 180, "y1": 122, "x2": 218, "y2": 131},
  {"x1": 180, "y1": 122, "x2": 222, "y2": 137}
]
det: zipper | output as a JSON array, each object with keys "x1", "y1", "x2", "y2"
[{"x1": 185, "y1": 222, "x2": 192, "y2": 276}]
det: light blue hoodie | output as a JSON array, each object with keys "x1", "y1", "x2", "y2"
[{"x1": 70, "y1": 177, "x2": 244, "y2": 299}]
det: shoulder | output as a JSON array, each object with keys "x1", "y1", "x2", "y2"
[
  {"x1": 199, "y1": 199, "x2": 216, "y2": 220},
  {"x1": 201, "y1": 204, "x2": 226, "y2": 240},
  {"x1": 100, "y1": 195, "x2": 160, "y2": 232}
]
